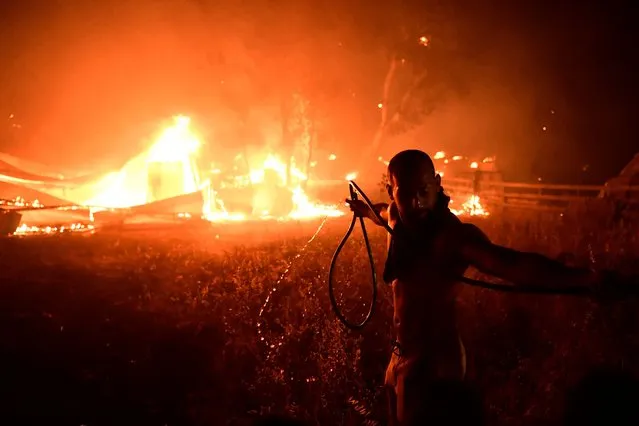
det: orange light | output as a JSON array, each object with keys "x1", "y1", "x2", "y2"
[{"x1": 433, "y1": 151, "x2": 446, "y2": 160}]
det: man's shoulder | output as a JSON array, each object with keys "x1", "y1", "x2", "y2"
[{"x1": 441, "y1": 215, "x2": 488, "y2": 244}]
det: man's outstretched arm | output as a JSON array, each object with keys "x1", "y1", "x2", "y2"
[{"x1": 459, "y1": 224, "x2": 600, "y2": 289}]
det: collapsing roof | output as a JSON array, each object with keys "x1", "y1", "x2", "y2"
[{"x1": 0, "y1": 116, "x2": 206, "y2": 235}]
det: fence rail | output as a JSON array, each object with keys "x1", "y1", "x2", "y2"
[
  {"x1": 307, "y1": 177, "x2": 639, "y2": 213},
  {"x1": 443, "y1": 176, "x2": 639, "y2": 212}
]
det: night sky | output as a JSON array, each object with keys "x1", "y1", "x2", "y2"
[{"x1": 0, "y1": 0, "x2": 636, "y2": 183}]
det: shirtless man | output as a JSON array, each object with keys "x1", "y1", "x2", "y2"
[{"x1": 347, "y1": 150, "x2": 608, "y2": 425}]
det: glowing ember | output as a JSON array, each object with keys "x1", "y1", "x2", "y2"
[
  {"x1": 378, "y1": 156, "x2": 389, "y2": 166},
  {"x1": 13, "y1": 222, "x2": 95, "y2": 236},
  {"x1": 1, "y1": 197, "x2": 43, "y2": 208},
  {"x1": 345, "y1": 172, "x2": 358, "y2": 181},
  {"x1": 433, "y1": 151, "x2": 446, "y2": 160},
  {"x1": 470, "y1": 161, "x2": 479, "y2": 169}
]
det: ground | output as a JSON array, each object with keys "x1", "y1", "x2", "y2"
[{"x1": 0, "y1": 211, "x2": 638, "y2": 425}]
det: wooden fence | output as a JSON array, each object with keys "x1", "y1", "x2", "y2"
[{"x1": 443, "y1": 176, "x2": 639, "y2": 213}]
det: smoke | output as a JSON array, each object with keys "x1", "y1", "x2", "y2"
[{"x1": 0, "y1": 0, "x2": 562, "y2": 182}]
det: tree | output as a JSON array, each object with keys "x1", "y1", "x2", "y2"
[{"x1": 360, "y1": 1, "x2": 461, "y2": 170}]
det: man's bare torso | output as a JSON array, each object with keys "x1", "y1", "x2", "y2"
[{"x1": 386, "y1": 202, "x2": 468, "y2": 378}]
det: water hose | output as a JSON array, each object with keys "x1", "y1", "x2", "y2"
[
  {"x1": 328, "y1": 182, "x2": 379, "y2": 330},
  {"x1": 328, "y1": 180, "x2": 623, "y2": 329}
]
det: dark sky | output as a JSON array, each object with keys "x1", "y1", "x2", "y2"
[
  {"x1": 455, "y1": 0, "x2": 637, "y2": 182},
  {"x1": 0, "y1": 0, "x2": 636, "y2": 183}
]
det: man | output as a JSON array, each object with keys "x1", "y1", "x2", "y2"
[{"x1": 346, "y1": 150, "x2": 610, "y2": 425}]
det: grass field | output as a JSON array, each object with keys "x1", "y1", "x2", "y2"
[{"x1": 1, "y1": 211, "x2": 638, "y2": 425}]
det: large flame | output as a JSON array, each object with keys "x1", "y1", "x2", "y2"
[
  {"x1": 84, "y1": 115, "x2": 200, "y2": 209},
  {"x1": 204, "y1": 152, "x2": 344, "y2": 221},
  {"x1": 5, "y1": 117, "x2": 494, "y2": 236}
]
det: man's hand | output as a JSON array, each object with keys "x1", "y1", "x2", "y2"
[
  {"x1": 345, "y1": 199, "x2": 389, "y2": 226},
  {"x1": 345, "y1": 199, "x2": 371, "y2": 218}
]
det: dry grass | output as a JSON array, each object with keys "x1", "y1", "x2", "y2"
[{"x1": 0, "y1": 212, "x2": 637, "y2": 425}]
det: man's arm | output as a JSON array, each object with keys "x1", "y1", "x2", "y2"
[
  {"x1": 458, "y1": 224, "x2": 600, "y2": 289},
  {"x1": 345, "y1": 200, "x2": 392, "y2": 227}
]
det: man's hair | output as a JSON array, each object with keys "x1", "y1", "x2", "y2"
[{"x1": 387, "y1": 150, "x2": 435, "y2": 182}]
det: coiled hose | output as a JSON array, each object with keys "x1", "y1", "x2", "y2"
[
  {"x1": 328, "y1": 181, "x2": 381, "y2": 330},
  {"x1": 328, "y1": 180, "x2": 609, "y2": 330}
]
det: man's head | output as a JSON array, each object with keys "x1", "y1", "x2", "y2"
[{"x1": 387, "y1": 149, "x2": 442, "y2": 225}]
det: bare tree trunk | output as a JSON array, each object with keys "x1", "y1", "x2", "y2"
[
  {"x1": 280, "y1": 96, "x2": 293, "y2": 187},
  {"x1": 367, "y1": 56, "x2": 399, "y2": 160},
  {"x1": 304, "y1": 117, "x2": 316, "y2": 190},
  {"x1": 363, "y1": 56, "x2": 429, "y2": 174},
  {"x1": 389, "y1": 69, "x2": 428, "y2": 127},
  {"x1": 242, "y1": 146, "x2": 253, "y2": 189}
]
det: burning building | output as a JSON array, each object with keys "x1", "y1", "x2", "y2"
[{"x1": 0, "y1": 115, "x2": 345, "y2": 236}]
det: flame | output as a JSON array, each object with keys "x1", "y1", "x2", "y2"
[
  {"x1": 205, "y1": 153, "x2": 343, "y2": 221},
  {"x1": 5, "y1": 116, "x2": 345, "y2": 237},
  {"x1": 288, "y1": 187, "x2": 344, "y2": 220},
  {"x1": 1, "y1": 197, "x2": 42, "y2": 208},
  {"x1": 84, "y1": 115, "x2": 201, "y2": 209},
  {"x1": 81, "y1": 116, "x2": 341, "y2": 221},
  {"x1": 451, "y1": 194, "x2": 489, "y2": 217},
  {"x1": 418, "y1": 36, "x2": 430, "y2": 47},
  {"x1": 345, "y1": 172, "x2": 358, "y2": 181},
  {"x1": 6, "y1": 121, "x2": 499, "y2": 237},
  {"x1": 13, "y1": 222, "x2": 95, "y2": 236}
]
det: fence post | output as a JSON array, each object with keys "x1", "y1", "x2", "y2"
[{"x1": 473, "y1": 170, "x2": 482, "y2": 197}]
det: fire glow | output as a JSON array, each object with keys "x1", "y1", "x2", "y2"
[
  {"x1": 2, "y1": 116, "x2": 490, "y2": 236},
  {"x1": 83, "y1": 115, "x2": 345, "y2": 222}
]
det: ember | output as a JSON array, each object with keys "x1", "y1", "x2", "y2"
[{"x1": 13, "y1": 222, "x2": 95, "y2": 236}]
